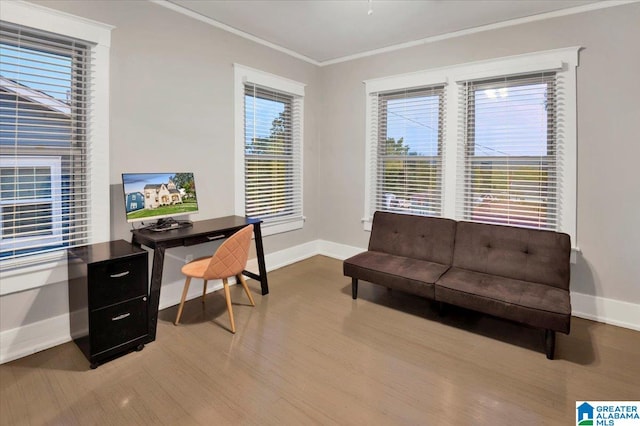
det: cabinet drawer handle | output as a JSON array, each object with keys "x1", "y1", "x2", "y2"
[
  {"x1": 207, "y1": 235, "x2": 225, "y2": 241},
  {"x1": 112, "y1": 313, "x2": 131, "y2": 321},
  {"x1": 110, "y1": 271, "x2": 130, "y2": 278}
]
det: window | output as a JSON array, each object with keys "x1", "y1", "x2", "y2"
[
  {"x1": 244, "y1": 85, "x2": 299, "y2": 220},
  {"x1": 368, "y1": 85, "x2": 445, "y2": 218},
  {"x1": 0, "y1": 22, "x2": 92, "y2": 260},
  {"x1": 0, "y1": 2, "x2": 111, "y2": 274},
  {"x1": 458, "y1": 73, "x2": 558, "y2": 229},
  {"x1": 234, "y1": 64, "x2": 304, "y2": 235},
  {"x1": 364, "y1": 48, "x2": 579, "y2": 244}
]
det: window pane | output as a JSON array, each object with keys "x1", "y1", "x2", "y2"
[
  {"x1": 473, "y1": 83, "x2": 549, "y2": 156},
  {"x1": 1, "y1": 203, "x2": 53, "y2": 237},
  {"x1": 464, "y1": 75, "x2": 556, "y2": 229},
  {"x1": 245, "y1": 158, "x2": 294, "y2": 218},
  {"x1": 0, "y1": 167, "x2": 52, "y2": 200},
  {"x1": 469, "y1": 160, "x2": 554, "y2": 228},
  {"x1": 386, "y1": 95, "x2": 440, "y2": 156},
  {"x1": 375, "y1": 87, "x2": 443, "y2": 217},
  {"x1": 244, "y1": 84, "x2": 300, "y2": 222},
  {"x1": 0, "y1": 43, "x2": 72, "y2": 101},
  {"x1": 245, "y1": 95, "x2": 290, "y2": 155},
  {"x1": 0, "y1": 42, "x2": 73, "y2": 148}
]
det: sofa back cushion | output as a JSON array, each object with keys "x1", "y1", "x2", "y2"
[
  {"x1": 452, "y1": 221, "x2": 571, "y2": 290},
  {"x1": 368, "y1": 211, "x2": 457, "y2": 265}
]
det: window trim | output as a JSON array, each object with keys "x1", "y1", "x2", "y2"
[
  {"x1": 0, "y1": 1, "x2": 112, "y2": 292},
  {"x1": 233, "y1": 63, "x2": 305, "y2": 236},
  {"x1": 364, "y1": 47, "x2": 580, "y2": 246}
]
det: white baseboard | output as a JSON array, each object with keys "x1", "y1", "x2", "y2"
[
  {"x1": 315, "y1": 240, "x2": 640, "y2": 331},
  {"x1": 2, "y1": 239, "x2": 638, "y2": 364},
  {"x1": 571, "y1": 292, "x2": 639, "y2": 331},
  {"x1": 260, "y1": 239, "x2": 322, "y2": 270},
  {"x1": 0, "y1": 313, "x2": 71, "y2": 364},
  {"x1": 317, "y1": 239, "x2": 365, "y2": 260}
]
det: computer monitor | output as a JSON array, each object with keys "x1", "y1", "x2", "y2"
[{"x1": 122, "y1": 172, "x2": 198, "y2": 229}]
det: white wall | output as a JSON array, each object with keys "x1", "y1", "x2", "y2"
[
  {"x1": 317, "y1": 3, "x2": 640, "y2": 308},
  {"x1": 2, "y1": 1, "x2": 639, "y2": 363}
]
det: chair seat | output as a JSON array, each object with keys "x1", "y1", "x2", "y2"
[{"x1": 181, "y1": 256, "x2": 211, "y2": 278}]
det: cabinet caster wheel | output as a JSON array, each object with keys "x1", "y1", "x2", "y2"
[{"x1": 135, "y1": 344, "x2": 145, "y2": 352}]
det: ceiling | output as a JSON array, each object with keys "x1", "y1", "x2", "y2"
[{"x1": 163, "y1": 0, "x2": 609, "y2": 65}]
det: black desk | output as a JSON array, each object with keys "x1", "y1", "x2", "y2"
[{"x1": 131, "y1": 216, "x2": 268, "y2": 341}]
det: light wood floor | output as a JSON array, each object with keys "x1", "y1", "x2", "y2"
[{"x1": 1, "y1": 256, "x2": 638, "y2": 425}]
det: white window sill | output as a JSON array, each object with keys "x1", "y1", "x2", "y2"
[{"x1": 0, "y1": 251, "x2": 68, "y2": 296}]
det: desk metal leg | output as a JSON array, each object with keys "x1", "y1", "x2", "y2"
[
  {"x1": 147, "y1": 246, "x2": 165, "y2": 342},
  {"x1": 253, "y1": 222, "x2": 269, "y2": 295}
]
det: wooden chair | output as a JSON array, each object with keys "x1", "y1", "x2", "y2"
[{"x1": 174, "y1": 224, "x2": 255, "y2": 333}]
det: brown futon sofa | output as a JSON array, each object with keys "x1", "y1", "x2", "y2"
[{"x1": 343, "y1": 211, "x2": 572, "y2": 359}]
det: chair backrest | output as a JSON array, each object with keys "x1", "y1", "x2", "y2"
[{"x1": 204, "y1": 224, "x2": 254, "y2": 280}]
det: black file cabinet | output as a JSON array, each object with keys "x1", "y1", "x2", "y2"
[{"x1": 68, "y1": 240, "x2": 149, "y2": 369}]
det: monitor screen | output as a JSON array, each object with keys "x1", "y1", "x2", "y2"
[{"x1": 122, "y1": 172, "x2": 199, "y2": 223}]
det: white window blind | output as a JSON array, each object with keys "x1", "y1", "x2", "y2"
[
  {"x1": 243, "y1": 83, "x2": 302, "y2": 224},
  {"x1": 0, "y1": 22, "x2": 93, "y2": 261},
  {"x1": 368, "y1": 85, "x2": 445, "y2": 219},
  {"x1": 457, "y1": 72, "x2": 560, "y2": 230}
]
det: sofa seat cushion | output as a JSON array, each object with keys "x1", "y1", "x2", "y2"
[
  {"x1": 344, "y1": 251, "x2": 450, "y2": 299},
  {"x1": 435, "y1": 267, "x2": 571, "y2": 333}
]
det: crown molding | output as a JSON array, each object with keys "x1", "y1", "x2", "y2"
[
  {"x1": 149, "y1": 0, "x2": 320, "y2": 66},
  {"x1": 149, "y1": 0, "x2": 638, "y2": 67},
  {"x1": 320, "y1": 0, "x2": 638, "y2": 66}
]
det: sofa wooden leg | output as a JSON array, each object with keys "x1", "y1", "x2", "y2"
[
  {"x1": 545, "y1": 329, "x2": 556, "y2": 360},
  {"x1": 352, "y1": 278, "x2": 358, "y2": 299}
]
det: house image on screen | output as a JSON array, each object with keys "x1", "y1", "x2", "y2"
[
  {"x1": 143, "y1": 179, "x2": 183, "y2": 209},
  {"x1": 125, "y1": 192, "x2": 145, "y2": 213}
]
